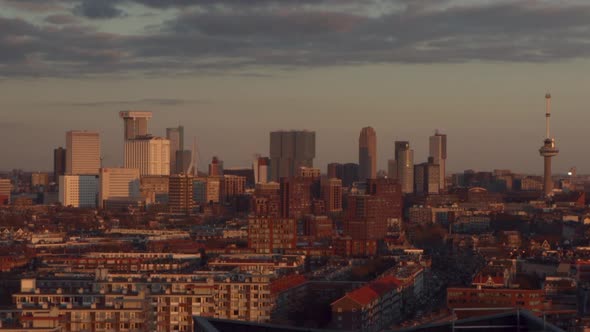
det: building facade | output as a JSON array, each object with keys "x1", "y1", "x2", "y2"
[
  {"x1": 66, "y1": 131, "x2": 100, "y2": 175},
  {"x1": 358, "y1": 127, "x2": 377, "y2": 181},
  {"x1": 59, "y1": 175, "x2": 99, "y2": 208},
  {"x1": 99, "y1": 168, "x2": 141, "y2": 208},
  {"x1": 124, "y1": 136, "x2": 170, "y2": 176},
  {"x1": 269, "y1": 130, "x2": 315, "y2": 181}
]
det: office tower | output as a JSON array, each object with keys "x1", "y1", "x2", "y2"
[
  {"x1": 253, "y1": 156, "x2": 270, "y2": 184},
  {"x1": 222, "y1": 175, "x2": 246, "y2": 202},
  {"x1": 175, "y1": 150, "x2": 192, "y2": 174},
  {"x1": 248, "y1": 217, "x2": 297, "y2": 254},
  {"x1": 206, "y1": 177, "x2": 222, "y2": 203},
  {"x1": 53, "y1": 147, "x2": 66, "y2": 181},
  {"x1": 389, "y1": 141, "x2": 414, "y2": 193},
  {"x1": 59, "y1": 175, "x2": 99, "y2": 208},
  {"x1": 358, "y1": 127, "x2": 377, "y2": 181},
  {"x1": 124, "y1": 136, "x2": 170, "y2": 176},
  {"x1": 65, "y1": 131, "x2": 100, "y2": 175},
  {"x1": 342, "y1": 163, "x2": 360, "y2": 188},
  {"x1": 539, "y1": 93, "x2": 559, "y2": 197},
  {"x1": 166, "y1": 126, "x2": 184, "y2": 174},
  {"x1": 414, "y1": 157, "x2": 440, "y2": 194},
  {"x1": 0, "y1": 179, "x2": 11, "y2": 204},
  {"x1": 322, "y1": 178, "x2": 343, "y2": 213},
  {"x1": 119, "y1": 111, "x2": 152, "y2": 140},
  {"x1": 99, "y1": 168, "x2": 140, "y2": 208},
  {"x1": 269, "y1": 130, "x2": 316, "y2": 181},
  {"x1": 208, "y1": 157, "x2": 224, "y2": 176},
  {"x1": 169, "y1": 174, "x2": 194, "y2": 214},
  {"x1": 193, "y1": 178, "x2": 207, "y2": 204},
  {"x1": 280, "y1": 177, "x2": 313, "y2": 219},
  {"x1": 429, "y1": 130, "x2": 447, "y2": 190}
]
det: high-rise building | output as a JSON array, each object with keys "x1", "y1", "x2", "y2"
[
  {"x1": 358, "y1": 127, "x2": 377, "y2": 181},
  {"x1": 327, "y1": 163, "x2": 342, "y2": 179},
  {"x1": 342, "y1": 163, "x2": 360, "y2": 188},
  {"x1": 59, "y1": 175, "x2": 99, "y2": 208},
  {"x1": 429, "y1": 131, "x2": 447, "y2": 190},
  {"x1": 208, "y1": 156, "x2": 224, "y2": 177},
  {"x1": 124, "y1": 136, "x2": 170, "y2": 176},
  {"x1": 175, "y1": 150, "x2": 192, "y2": 174},
  {"x1": 222, "y1": 175, "x2": 246, "y2": 202},
  {"x1": 53, "y1": 147, "x2": 66, "y2": 181},
  {"x1": 66, "y1": 131, "x2": 100, "y2": 175},
  {"x1": 389, "y1": 141, "x2": 414, "y2": 193},
  {"x1": 206, "y1": 177, "x2": 222, "y2": 203},
  {"x1": 166, "y1": 126, "x2": 184, "y2": 174},
  {"x1": 414, "y1": 157, "x2": 440, "y2": 194},
  {"x1": 298, "y1": 167, "x2": 321, "y2": 178},
  {"x1": 119, "y1": 111, "x2": 152, "y2": 140},
  {"x1": 280, "y1": 177, "x2": 313, "y2": 219},
  {"x1": 322, "y1": 178, "x2": 343, "y2": 213},
  {"x1": 169, "y1": 174, "x2": 194, "y2": 214},
  {"x1": 0, "y1": 179, "x2": 11, "y2": 204},
  {"x1": 253, "y1": 156, "x2": 270, "y2": 184},
  {"x1": 269, "y1": 130, "x2": 315, "y2": 181},
  {"x1": 539, "y1": 93, "x2": 559, "y2": 197},
  {"x1": 193, "y1": 178, "x2": 207, "y2": 204},
  {"x1": 99, "y1": 168, "x2": 140, "y2": 208}
]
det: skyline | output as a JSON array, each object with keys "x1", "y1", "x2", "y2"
[{"x1": 2, "y1": 0, "x2": 590, "y2": 174}]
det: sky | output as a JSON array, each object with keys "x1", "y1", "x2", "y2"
[{"x1": 1, "y1": 0, "x2": 590, "y2": 174}]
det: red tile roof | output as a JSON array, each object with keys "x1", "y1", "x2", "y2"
[{"x1": 270, "y1": 274, "x2": 307, "y2": 295}]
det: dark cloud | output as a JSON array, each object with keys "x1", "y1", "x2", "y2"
[
  {"x1": 44, "y1": 14, "x2": 82, "y2": 25},
  {"x1": 73, "y1": 0, "x2": 126, "y2": 19},
  {"x1": 2, "y1": 1, "x2": 590, "y2": 78}
]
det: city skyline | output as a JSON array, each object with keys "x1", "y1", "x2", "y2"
[{"x1": 2, "y1": 1, "x2": 590, "y2": 174}]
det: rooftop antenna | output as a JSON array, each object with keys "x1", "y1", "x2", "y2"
[{"x1": 545, "y1": 93, "x2": 551, "y2": 139}]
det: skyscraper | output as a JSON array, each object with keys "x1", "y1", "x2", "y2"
[
  {"x1": 53, "y1": 147, "x2": 66, "y2": 181},
  {"x1": 66, "y1": 131, "x2": 100, "y2": 175},
  {"x1": 208, "y1": 156, "x2": 224, "y2": 177},
  {"x1": 539, "y1": 93, "x2": 559, "y2": 197},
  {"x1": 169, "y1": 174, "x2": 194, "y2": 214},
  {"x1": 166, "y1": 126, "x2": 184, "y2": 174},
  {"x1": 124, "y1": 136, "x2": 170, "y2": 176},
  {"x1": 358, "y1": 127, "x2": 377, "y2": 181},
  {"x1": 429, "y1": 130, "x2": 447, "y2": 190},
  {"x1": 59, "y1": 175, "x2": 99, "y2": 208},
  {"x1": 269, "y1": 130, "x2": 315, "y2": 181},
  {"x1": 389, "y1": 141, "x2": 414, "y2": 193},
  {"x1": 99, "y1": 168, "x2": 141, "y2": 208},
  {"x1": 253, "y1": 156, "x2": 270, "y2": 184},
  {"x1": 414, "y1": 157, "x2": 440, "y2": 194},
  {"x1": 119, "y1": 111, "x2": 152, "y2": 140}
]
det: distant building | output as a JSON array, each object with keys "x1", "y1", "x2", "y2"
[
  {"x1": 124, "y1": 136, "x2": 170, "y2": 176},
  {"x1": 166, "y1": 126, "x2": 184, "y2": 174},
  {"x1": 389, "y1": 141, "x2": 414, "y2": 193},
  {"x1": 140, "y1": 175, "x2": 169, "y2": 204},
  {"x1": 53, "y1": 147, "x2": 66, "y2": 181},
  {"x1": 175, "y1": 150, "x2": 192, "y2": 174},
  {"x1": 253, "y1": 156, "x2": 270, "y2": 184},
  {"x1": 193, "y1": 178, "x2": 207, "y2": 204},
  {"x1": 169, "y1": 174, "x2": 194, "y2": 214},
  {"x1": 224, "y1": 168, "x2": 255, "y2": 188},
  {"x1": 280, "y1": 177, "x2": 314, "y2": 219},
  {"x1": 322, "y1": 178, "x2": 343, "y2": 213},
  {"x1": 414, "y1": 157, "x2": 440, "y2": 194},
  {"x1": 206, "y1": 177, "x2": 222, "y2": 203},
  {"x1": 208, "y1": 156, "x2": 224, "y2": 177},
  {"x1": 59, "y1": 175, "x2": 99, "y2": 208},
  {"x1": 222, "y1": 175, "x2": 246, "y2": 202},
  {"x1": 31, "y1": 172, "x2": 50, "y2": 189},
  {"x1": 66, "y1": 131, "x2": 100, "y2": 175},
  {"x1": 119, "y1": 110, "x2": 152, "y2": 140},
  {"x1": 429, "y1": 131, "x2": 447, "y2": 190},
  {"x1": 269, "y1": 130, "x2": 315, "y2": 181},
  {"x1": 98, "y1": 168, "x2": 140, "y2": 208},
  {"x1": 359, "y1": 127, "x2": 377, "y2": 181},
  {"x1": 0, "y1": 179, "x2": 11, "y2": 205}
]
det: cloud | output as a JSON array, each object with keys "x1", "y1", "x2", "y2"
[
  {"x1": 73, "y1": 0, "x2": 126, "y2": 19},
  {"x1": 44, "y1": 14, "x2": 82, "y2": 25},
  {"x1": 2, "y1": 1, "x2": 590, "y2": 78}
]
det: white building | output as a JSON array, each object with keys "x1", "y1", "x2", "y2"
[
  {"x1": 124, "y1": 136, "x2": 170, "y2": 176},
  {"x1": 66, "y1": 131, "x2": 100, "y2": 175},
  {"x1": 99, "y1": 168, "x2": 141, "y2": 208},
  {"x1": 59, "y1": 175, "x2": 99, "y2": 208}
]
